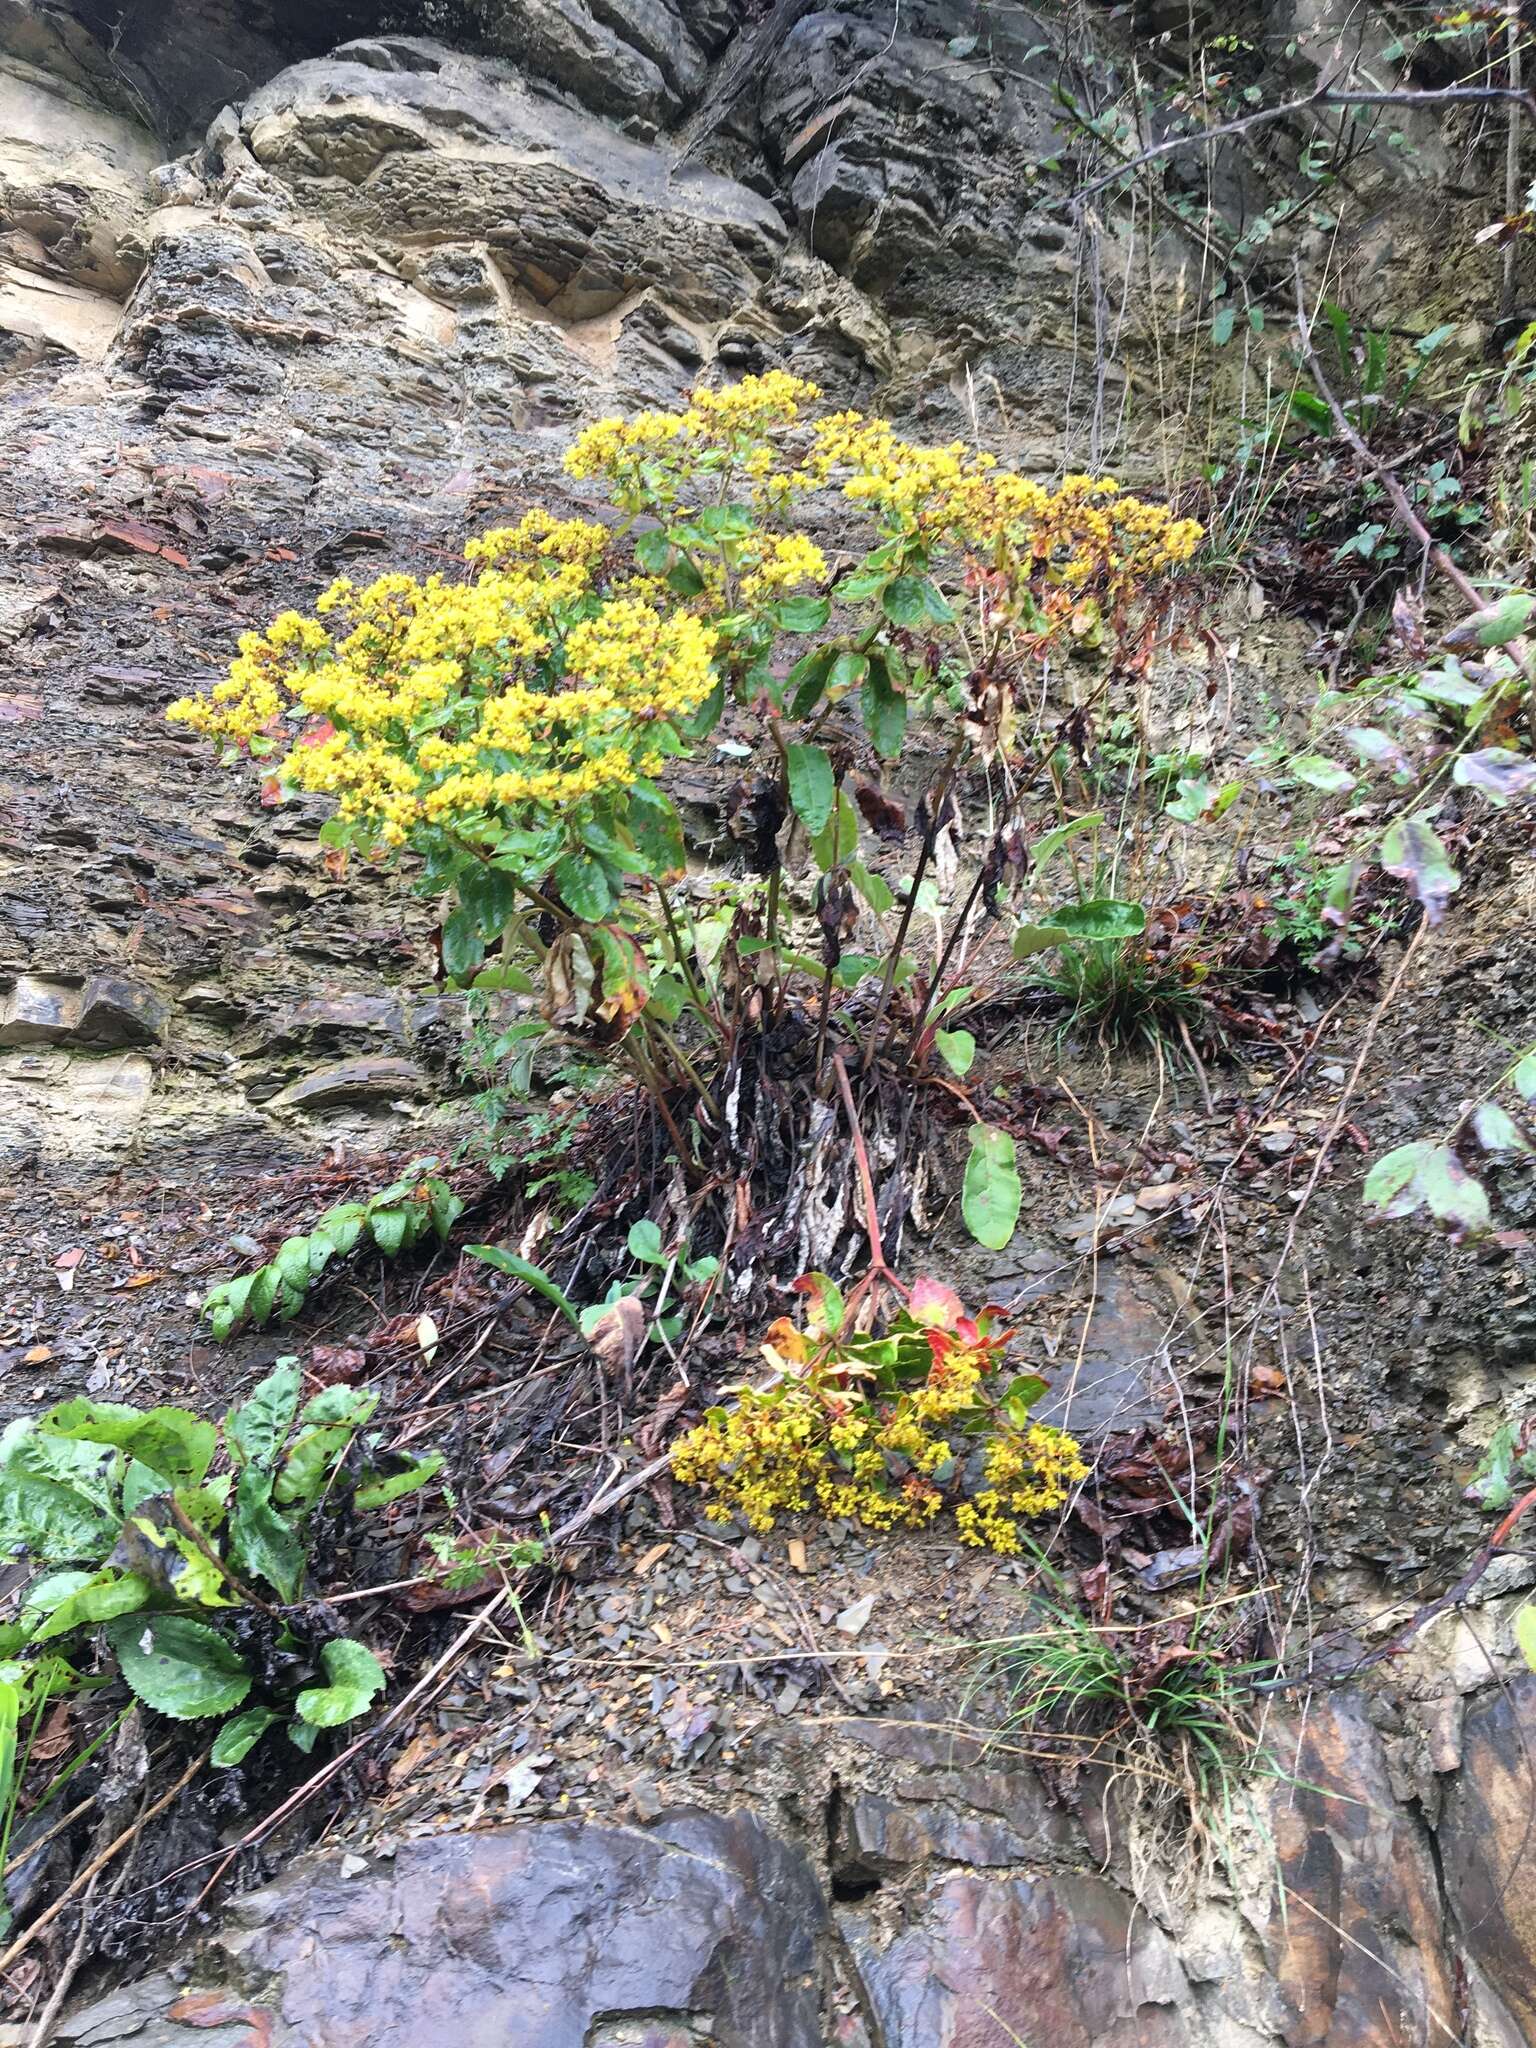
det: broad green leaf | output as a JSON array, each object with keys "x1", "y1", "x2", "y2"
[
  {"x1": 465, "y1": 1245, "x2": 580, "y2": 1327},
  {"x1": 1290, "y1": 754, "x2": 1357, "y2": 794},
  {"x1": 552, "y1": 851, "x2": 614, "y2": 923},
  {"x1": 228, "y1": 1467, "x2": 305, "y2": 1604},
  {"x1": 963, "y1": 1125, "x2": 1022, "y2": 1252},
  {"x1": 1362, "y1": 1139, "x2": 1439, "y2": 1216},
  {"x1": 811, "y1": 789, "x2": 859, "y2": 872},
  {"x1": 786, "y1": 744, "x2": 835, "y2": 837},
  {"x1": 295, "y1": 1637, "x2": 386, "y2": 1728},
  {"x1": 30, "y1": 1568, "x2": 150, "y2": 1643},
  {"x1": 786, "y1": 644, "x2": 836, "y2": 719},
  {"x1": 301, "y1": 1386, "x2": 379, "y2": 1427},
  {"x1": 1471, "y1": 1103, "x2": 1535, "y2": 1155},
  {"x1": 0, "y1": 1424, "x2": 120, "y2": 1519},
  {"x1": 440, "y1": 907, "x2": 486, "y2": 980},
  {"x1": 315, "y1": 1203, "x2": 367, "y2": 1256},
  {"x1": 355, "y1": 1451, "x2": 445, "y2": 1511},
  {"x1": 1053, "y1": 898, "x2": 1146, "y2": 940},
  {"x1": 0, "y1": 1470, "x2": 118, "y2": 1564},
  {"x1": 40, "y1": 1400, "x2": 215, "y2": 1491},
  {"x1": 633, "y1": 526, "x2": 670, "y2": 573},
  {"x1": 1513, "y1": 1051, "x2": 1536, "y2": 1103},
  {"x1": 1212, "y1": 304, "x2": 1235, "y2": 346},
  {"x1": 861, "y1": 651, "x2": 907, "y2": 760},
  {"x1": 227, "y1": 1362, "x2": 302, "y2": 1472},
  {"x1": 626, "y1": 1219, "x2": 666, "y2": 1264},
  {"x1": 1164, "y1": 776, "x2": 1212, "y2": 823},
  {"x1": 849, "y1": 861, "x2": 894, "y2": 915},
  {"x1": 935, "y1": 1028, "x2": 976, "y2": 1077},
  {"x1": 211, "y1": 1705, "x2": 281, "y2": 1767},
  {"x1": 106, "y1": 1614, "x2": 251, "y2": 1721},
  {"x1": 1012, "y1": 923, "x2": 1069, "y2": 959},
  {"x1": 1442, "y1": 591, "x2": 1535, "y2": 649},
  {"x1": 773, "y1": 594, "x2": 830, "y2": 633},
  {"x1": 829, "y1": 650, "x2": 869, "y2": 692},
  {"x1": 1380, "y1": 816, "x2": 1459, "y2": 922},
  {"x1": 1344, "y1": 727, "x2": 1410, "y2": 776},
  {"x1": 881, "y1": 576, "x2": 929, "y2": 626},
  {"x1": 368, "y1": 1207, "x2": 410, "y2": 1257},
  {"x1": 273, "y1": 1427, "x2": 352, "y2": 1509},
  {"x1": 628, "y1": 784, "x2": 686, "y2": 874}
]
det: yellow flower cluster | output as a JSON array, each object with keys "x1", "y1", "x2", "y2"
[
  {"x1": 737, "y1": 531, "x2": 829, "y2": 603},
  {"x1": 167, "y1": 516, "x2": 718, "y2": 849},
  {"x1": 562, "y1": 374, "x2": 1199, "y2": 621},
  {"x1": 953, "y1": 1428, "x2": 1090, "y2": 1554},
  {"x1": 670, "y1": 1305, "x2": 1088, "y2": 1551},
  {"x1": 564, "y1": 371, "x2": 823, "y2": 509}
]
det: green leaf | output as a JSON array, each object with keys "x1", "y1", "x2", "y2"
[
  {"x1": 211, "y1": 1705, "x2": 281, "y2": 1767},
  {"x1": 228, "y1": 1468, "x2": 305, "y2": 1604},
  {"x1": 227, "y1": 1363, "x2": 302, "y2": 1472},
  {"x1": 1363, "y1": 1139, "x2": 1490, "y2": 1237},
  {"x1": 1380, "y1": 816, "x2": 1459, "y2": 922},
  {"x1": 1363, "y1": 1140, "x2": 1435, "y2": 1216},
  {"x1": 861, "y1": 651, "x2": 907, "y2": 760},
  {"x1": 963, "y1": 1125, "x2": 1021, "y2": 1252},
  {"x1": 295, "y1": 1637, "x2": 386, "y2": 1728},
  {"x1": 30, "y1": 1568, "x2": 150, "y2": 1643},
  {"x1": 1012, "y1": 923, "x2": 1069, "y2": 959},
  {"x1": 368, "y1": 1208, "x2": 410, "y2": 1258},
  {"x1": 786, "y1": 744, "x2": 835, "y2": 837},
  {"x1": 355, "y1": 1451, "x2": 444, "y2": 1511},
  {"x1": 440, "y1": 907, "x2": 486, "y2": 980},
  {"x1": 1052, "y1": 898, "x2": 1147, "y2": 940},
  {"x1": 552, "y1": 851, "x2": 614, "y2": 923},
  {"x1": 792, "y1": 1270, "x2": 844, "y2": 1336},
  {"x1": 1443, "y1": 591, "x2": 1535, "y2": 649},
  {"x1": 627, "y1": 785, "x2": 686, "y2": 874},
  {"x1": 829, "y1": 650, "x2": 869, "y2": 693},
  {"x1": 315, "y1": 1203, "x2": 367, "y2": 1256},
  {"x1": 881, "y1": 576, "x2": 928, "y2": 627},
  {"x1": 626, "y1": 1219, "x2": 666, "y2": 1265},
  {"x1": 273, "y1": 1427, "x2": 351, "y2": 1509},
  {"x1": 1471, "y1": 1102, "x2": 1534, "y2": 1155},
  {"x1": 0, "y1": 1471, "x2": 118, "y2": 1565},
  {"x1": 1212, "y1": 304, "x2": 1235, "y2": 346},
  {"x1": 106, "y1": 1614, "x2": 251, "y2": 1721},
  {"x1": 935, "y1": 1028, "x2": 976, "y2": 1077},
  {"x1": 1290, "y1": 754, "x2": 1357, "y2": 794},
  {"x1": 1453, "y1": 748, "x2": 1536, "y2": 803},
  {"x1": 633, "y1": 527, "x2": 671, "y2": 573},
  {"x1": 850, "y1": 861, "x2": 894, "y2": 914},
  {"x1": 1031, "y1": 812, "x2": 1103, "y2": 874},
  {"x1": 465, "y1": 1245, "x2": 581, "y2": 1328},
  {"x1": 774, "y1": 594, "x2": 831, "y2": 633},
  {"x1": 1513, "y1": 1051, "x2": 1536, "y2": 1103},
  {"x1": 811, "y1": 789, "x2": 859, "y2": 872},
  {"x1": 1289, "y1": 389, "x2": 1333, "y2": 433},
  {"x1": 667, "y1": 557, "x2": 705, "y2": 598},
  {"x1": 40, "y1": 1400, "x2": 215, "y2": 1491},
  {"x1": 786, "y1": 645, "x2": 837, "y2": 719}
]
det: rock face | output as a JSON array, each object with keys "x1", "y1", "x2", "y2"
[{"x1": 52, "y1": 1693, "x2": 1536, "y2": 2048}]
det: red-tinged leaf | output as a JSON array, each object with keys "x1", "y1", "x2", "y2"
[
  {"x1": 907, "y1": 1276, "x2": 965, "y2": 1327},
  {"x1": 259, "y1": 776, "x2": 283, "y2": 808}
]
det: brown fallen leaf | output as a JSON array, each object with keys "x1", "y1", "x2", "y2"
[{"x1": 588, "y1": 1294, "x2": 648, "y2": 1378}]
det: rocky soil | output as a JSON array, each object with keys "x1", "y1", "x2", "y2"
[{"x1": 3, "y1": 2, "x2": 1536, "y2": 2044}]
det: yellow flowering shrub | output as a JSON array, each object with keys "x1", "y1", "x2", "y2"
[
  {"x1": 670, "y1": 1275, "x2": 1088, "y2": 1552},
  {"x1": 167, "y1": 371, "x2": 1201, "y2": 1077}
]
